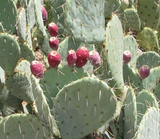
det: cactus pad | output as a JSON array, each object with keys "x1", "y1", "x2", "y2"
[
  {"x1": 123, "y1": 64, "x2": 143, "y2": 90},
  {"x1": 26, "y1": 0, "x2": 36, "y2": 29},
  {"x1": 136, "y1": 51, "x2": 160, "y2": 70},
  {"x1": 124, "y1": 8, "x2": 141, "y2": 31},
  {"x1": 137, "y1": 27, "x2": 159, "y2": 51},
  {"x1": 124, "y1": 87, "x2": 137, "y2": 139},
  {"x1": 40, "y1": 65, "x2": 89, "y2": 107},
  {"x1": 15, "y1": 59, "x2": 31, "y2": 75},
  {"x1": 0, "y1": 33, "x2": 21, "y2": 75},
  {"x1": 123, "y1": 35, "x2": 138, "y2": 69},
  {"x1": 19, "y1": 43, "x2": 35, "y2": 62},
  {"x1": 6, "y1": 71, "x2": 34, "y2": 103},
  {"x1": 0, "y1": 114, "x2": 52, "y2": 139},
  {"x1": 136, "y1": 90, "x2": 159, "y2": 125},
  {"x1": 0, "y1": 0, "x2": 17, "y2": 34},
  {"x1": 104, "y1": 14, "x2": 124, "y2": 93},
  {"x1": 65, "y1": 0, "x2": 105, "y2": 44},
  {"x1": 17, "y1": 7, "x2": 26, "y2": 42},
  {"x1": 53, "y1": 77, "x2": 117, "y2": 139},
  {"x1": 137, "y1": 0, "x2": 160, "y2": 30},
  {"x1": 135, "y1": 107, "x2": 159, "y2": 139},
  {"x1": 0, "y1": 86, "x2": 22, "y2": 109},
  {"x1": 142, "y1": 66, "x2": 160, "y2": 91}
]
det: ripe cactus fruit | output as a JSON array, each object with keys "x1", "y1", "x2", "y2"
[
  {"x1": 48, "y1": 51, "x2": 61, "y2": 68},
  {"x1": 76, "y1": 46, "x2": 89, "y2": 68},
  {"x1": 139, "y1": 65, "x2": 150, "y2": 79},
  {"x1": 123, "y1": 50, "x2": 132, "y2": 64},
  {"x1": 49, "y1": 37, "x2": 59, "y2": 50},
  {"x1": 88, "y1": 50, "x2": 101, "y2": 67},
  {"x1": 30, "y1": 60, "x2": 44, "y2": 78},
  {"x1": 48, "y1": 22, "x2": 58, "y2": 37},
  {"x1": 66, "y1": 50, "x2": 77, "y2": 67},
  {"x1": 41, "y1": 6, "x2": 48, "y2": 25}
]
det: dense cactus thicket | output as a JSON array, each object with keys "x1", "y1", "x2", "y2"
[{"x1": 0, "y1": 0, "x2": 160, "y2": 139}]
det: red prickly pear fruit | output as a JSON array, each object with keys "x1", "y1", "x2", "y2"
[
  {"x1": 88, "y1": 50, "x2": 101, "y2": 67},
  {"x1": 41, "y1": 6, "x2": 48, "y2": 25},
  {"x1": 66, "y1": 50, "x2": 77, "y2": 67},
  {"x1": 123, "y1": 50, "x2": 132, "y2": 64},
  {"x1": 48, "y1": 22, "x2": 58, "y2": 37},
  {"x1": 49, "y1": 37, "x2": 59, "y2": 50},
  {"x1": 76, "y1": 46, "x2": 89, "y2": 68},
  {"x1": 139, "y1": 65, "x2": 150, "y2": 79},
  {"x1": 30, "y1": 60, "x2": 44, "y2": 78},
  {"x1": 48, "y1": 51, "x2": 61, "y2": 68}
]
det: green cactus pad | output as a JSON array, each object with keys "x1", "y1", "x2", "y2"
[
  {"x1": 26, "y1": 27, "x2": 33, "y2": 49},
  {"x1": 123, "y1": 64, "x2": 143, "y2": 90},
  {"x1": 0, "y1": 33, "x2": 21, "y2": 75},
  {"x1": 136, "y1": 51, "x2": 160, "y2": 70},
  {"x1": 0, "y1": 86, "x2": 22, "y2": 109},
  {"x1": 6, "y1": 71, "x2": 34, "y2": 103},
  {"x1": 31, "y1": 75, "x2": 60, "y2": 136},
  {"x1": 0, "y1": 0, "x2": 17, "y2": 34},
  {"x1": 43, "y1": 54, "x2": 49, "y2": 69},
  {"x1": 104, "y1": 0, "x2": 120, "y2": 18},
  {"x1": 40, "y1": 65, "x2": 89, "y2": 108},
  {"x1": 137, "y1": 27, "x2": 159, "y2": 51},
  {"x1": 0, "y1": 23, "x2": 4, "y2": 32},
  {"x1": 19, "y1": 43, "x2": 35, "y2": 62},
  {"x1": 104, "y1": 14, "x2": 124, "y2": 93},
  {"x1": 0, "y1": 114, "x2": 53, "y2": 139},
  {"x1": 135, "y1": 107, "x2": 159, "y2": 139},
  {"x1": 124, "y1": 8, "x2": 141, "y2": 31},
  {"x1": 34, "y1": 0, "x2": 46, "y2": 36},
  {"x1": 37, "y1": 32, "x2": 52, "y2": 56},
  {"x1": 136, "y1": 90, "x2": 159, "y2": 125},
  {"x1": 123, "y1": 35, "x2": 138, "y2": 69},
  {"x1": 17, "y1": 7, "x2": 26, "y2": 42},
  {"x1": 65, "y1": 0, "x2": 105, "y2": 44},
  {"x1": 53, "y1": 77, "x2": 117, "y2": 139},
  {"x1": 27, "y1": 0, "x2": 36, "y2": 29},
  {"x1": 137, "y1": 0, "x2": 159, "y2": 30},
  {"x1": 153, "y1": 82, "x2": 160, "y2": 101},
  {"x1": 15, "y1": 59, "x2": 31, "y2": 75},
  {"x1": 51, "y1": 0, "x2": 67, "y2": 34},
  {"x1": 124, "y1": 87, "x2": 137, "y2": 139},
  {"x1": 106, "y1": 102, "x2": 124, "y2": 139},
  {"x1": 142, "y1": 66, "x2": 160, "y2": 91}
]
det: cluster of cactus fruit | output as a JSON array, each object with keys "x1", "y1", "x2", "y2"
[{"x1": 1, "y1": 0, "x2": 160, "y2": 139}]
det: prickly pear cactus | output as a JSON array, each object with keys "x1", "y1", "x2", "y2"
[
  {"x1": 0, "y1": 0, "x2": 160, "y2": 138},
  {"x1": 0, "y1": 0, "x2": 18, "y2": 34},
  {"x1": 0, "y1": 114, "x2": 53, "y2": 139},
  {"x1": 53, "y1": 77, "x2": 117, "y2": 139},
  {"x1": 104, "y1": 14, "x2": 124, "y2": 94},
  {"x1": 135, "y1": 107, "x2": 159, "y2": 139},
  {"x1": 65, "y1": 0, "x2": 105, "y2": 44},
  {"x1": 0, "y1": 33, "x2": 21, "y2": 75},
  {"x1": 40, "y1": 65, "x2": 89, "y2": 107}
]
